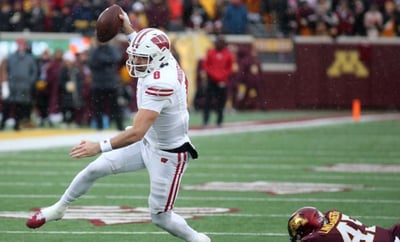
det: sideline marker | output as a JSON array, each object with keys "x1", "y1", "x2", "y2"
[{"x1": 352, "y1": 99, "x2": 361, "y2": 122}]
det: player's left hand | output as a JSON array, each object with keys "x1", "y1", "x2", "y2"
[{"x1": 70, "y1": 141, "x2": 101, "y2": 158}]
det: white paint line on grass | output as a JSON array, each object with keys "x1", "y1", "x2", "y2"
[
  {"x1": 1, "y1": 194, "x2": 400, "y2": 204},
  {"x1": 0, "y1": 230, "x2": 285, "y2": 237},
  {"x1": 2, "y1": 170, "x2": 400, "y2": 182},
  {"x1": 1, "y1": 113, "x2": 399, "y2": 152},
  {"x1": 0, "y1": 181, "x2": 398, "y2": 192}
]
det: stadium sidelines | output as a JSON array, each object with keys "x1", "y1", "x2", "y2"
[{"x1": 1, "y1": 113, "x2": 399, "y2": 152}]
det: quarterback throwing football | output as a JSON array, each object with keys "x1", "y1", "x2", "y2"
[
  {"x1": 26, "y1": 9, "x2": 210, "y2": 242},
  {"x1": 288, "y1": 207, "x2": 400, "y2": 242}
]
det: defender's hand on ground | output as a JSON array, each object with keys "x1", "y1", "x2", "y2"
[{"x1": 70, "y1": 141, "x2": 101, "y2": 158}]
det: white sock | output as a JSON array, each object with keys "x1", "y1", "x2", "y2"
[
  {"x1": 151, "y1": 211, "x2": 198, "y2": 241},
  {"x1": 41, "y1": 201, "x2": 66, "y2": 221}
]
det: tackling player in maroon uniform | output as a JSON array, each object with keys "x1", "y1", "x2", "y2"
[{"x1": 288, "y1": 207, "x2": 400, "y2": 242}]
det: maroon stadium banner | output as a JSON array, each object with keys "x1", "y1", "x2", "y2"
[{"x1": 262, "y1": 37, "x2": 400, "y2": 110}]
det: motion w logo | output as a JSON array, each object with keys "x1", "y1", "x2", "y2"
[{"x1": 151, "y1": 35, "x2": 170, "y2": 50}]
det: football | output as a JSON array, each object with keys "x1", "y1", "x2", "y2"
[{"x1": 96, "y1": 4, "x2": 123, "y2": 42}]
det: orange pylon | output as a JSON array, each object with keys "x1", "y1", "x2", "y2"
[{"x1": 352, "y1": 99, "x2": 361, "y2": 122}]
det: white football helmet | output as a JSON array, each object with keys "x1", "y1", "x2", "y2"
[{"x1": 126, "y1": 28, "x2": 171, "y2": 78}]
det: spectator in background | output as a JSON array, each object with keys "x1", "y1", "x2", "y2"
[
  {"x1": 168, "y1": 0, "x2": 184, "y2": 31},
  {"x1": 130, "y1": 1, "x2": 148, "y2": 31},
  {"x1": 0, "y1": 2, "x2": 12, "y2": 31},
  {"x1": 277, "y1": 0, "x2": 298, "y2": 37},
  {"x1": 295, "y1": 0, "x2": 315, "y2": 36},
  {"x1": 352, "y1": 0, "x2": 367, "y2": 36},
  {"x1": 9, "y1": 1, "x2": 25, "y2": 32},
  {"x1": 193, "y1": 58, "x2": 208, "y2": 111},
  {"x1": 146, "y1": 0, "x2": 170, "y2": 31},
  {"x1": 307, "y1": 1, "x2": 338, "y2": 36},
  {"x1": 91, "y1": 0, "x2": 108, "y2": 20},
  {"x1": 334, "y1": 0, "x2": 355, "y2": 36},
  {"x1": 34, "y1": 49, "x2": 53, "y2": 127},
  {"x1": 25, "y1": 0, "x2": 46, "y2": 32},
  {"x1": 225, "y1": 46, "x2": 241, "y2": 112},
  {"x1": 199, "y1": 0, "x2": 218, "y2": 21},
  {"x1": 71, "y1": 0, "x2": 96, "y2": 35},
  {"x1": 236, "y1": 45, "x2": 266, "y2": 110},
  {"x1": 0, "y1": 0, "x2": 398, "y2": 38},
  {"x1": 0, "y1": 38, "x2": 38, "y2": 131},
  {"x1": 244, "y1": 0, "x2": 262, "y2": 24},
  {"x1": 182, "y1": 0, "x2": 211, "y2": 30},
  {"x1": 74, "y1": 50, "x2": 92, "y2": 126},
  {"x1": 395, "y1": 0, "x2": 400, "y2": 37},
  {"x1": 170, "y1": 38, "x2": 181, "y2": 64},
  {"x1": 381, "y1": 1, "x2": 396, "y2": 37},
  {"x1": 51, "y1": 4, "x2": 75, "y2": 32},
  {"x1": 88, "y1": 41, "x2": 124, "y2": 131},
  {"x1": 364, "y1": 3, "x2": 383, "y2": 38},
  {"x1": 222, "y1": 0, "x2": 248, "y2": 34},
  {"x1": 202, "y1": 35, "x2": 233, "y2": 128},
  {"x1": 46, "y1": 49, "x2": 64, "y2": 115},
  {"x1": 59, "y1": 51, "x2": 83, "y2": 128}
]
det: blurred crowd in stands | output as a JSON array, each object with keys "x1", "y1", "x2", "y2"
[
  {"x1": 1, "y1": 0, "x2": 400, "y2": 130},
  {"x1": 1, "y1": 0, "x2": 400, "y2": 38},
  {"x1": 0, "y1": 35, "x2": 265, "y2": 131},
  {"x1": 0, "y1": 37, "x2": 135, "y2": 130}
]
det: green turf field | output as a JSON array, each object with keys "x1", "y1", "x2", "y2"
[{"x1": 0, "y1": 111, "x2": 399, "y2": 242}]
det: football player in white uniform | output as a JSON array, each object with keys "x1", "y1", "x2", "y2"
[{"x1": 26, "y1": 10, "x2": 211, "y2": 242}]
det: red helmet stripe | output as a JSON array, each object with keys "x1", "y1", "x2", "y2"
[{"x1": 132, "y1": 28, "x2": 153, "y2": 49}]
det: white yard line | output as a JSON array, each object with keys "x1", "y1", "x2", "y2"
[
  {"x1": 0, "y1": 230, "x2": 285, "y2": 237},
  {"x1": 1, "y1": 113, "x2": 399, "y2": 152},
  {"x1": 1, "y1": 193, "x2": 400, "y2": 204}
]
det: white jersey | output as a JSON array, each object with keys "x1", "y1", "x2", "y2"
[{"x1": 137, "y1": 55, "x2": 190, "y2": 150}]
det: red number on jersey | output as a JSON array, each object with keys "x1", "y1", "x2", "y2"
[{"x1": 154, "y1": 71, "x2": 160, "y2": 79}]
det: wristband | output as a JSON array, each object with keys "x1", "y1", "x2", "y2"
[{"x1": 99, "y1": 139, "x2": 112, "y2": 152}]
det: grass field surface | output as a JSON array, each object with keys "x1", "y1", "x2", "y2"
[{"x1": 0, "y1": 111, "x2": 399, "y2": 242}]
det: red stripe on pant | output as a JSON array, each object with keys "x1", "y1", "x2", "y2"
[{"x1": 164, "y1": 152, "x2": 187, "y2": 212}]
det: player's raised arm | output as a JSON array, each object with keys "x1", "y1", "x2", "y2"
[{"x1": 119, "y1": 9, "x2": 135, "y2": 35}]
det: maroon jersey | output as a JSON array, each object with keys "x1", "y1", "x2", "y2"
[{"x1": 302, "y1": 210, "x2": 400, "y2": 242}]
